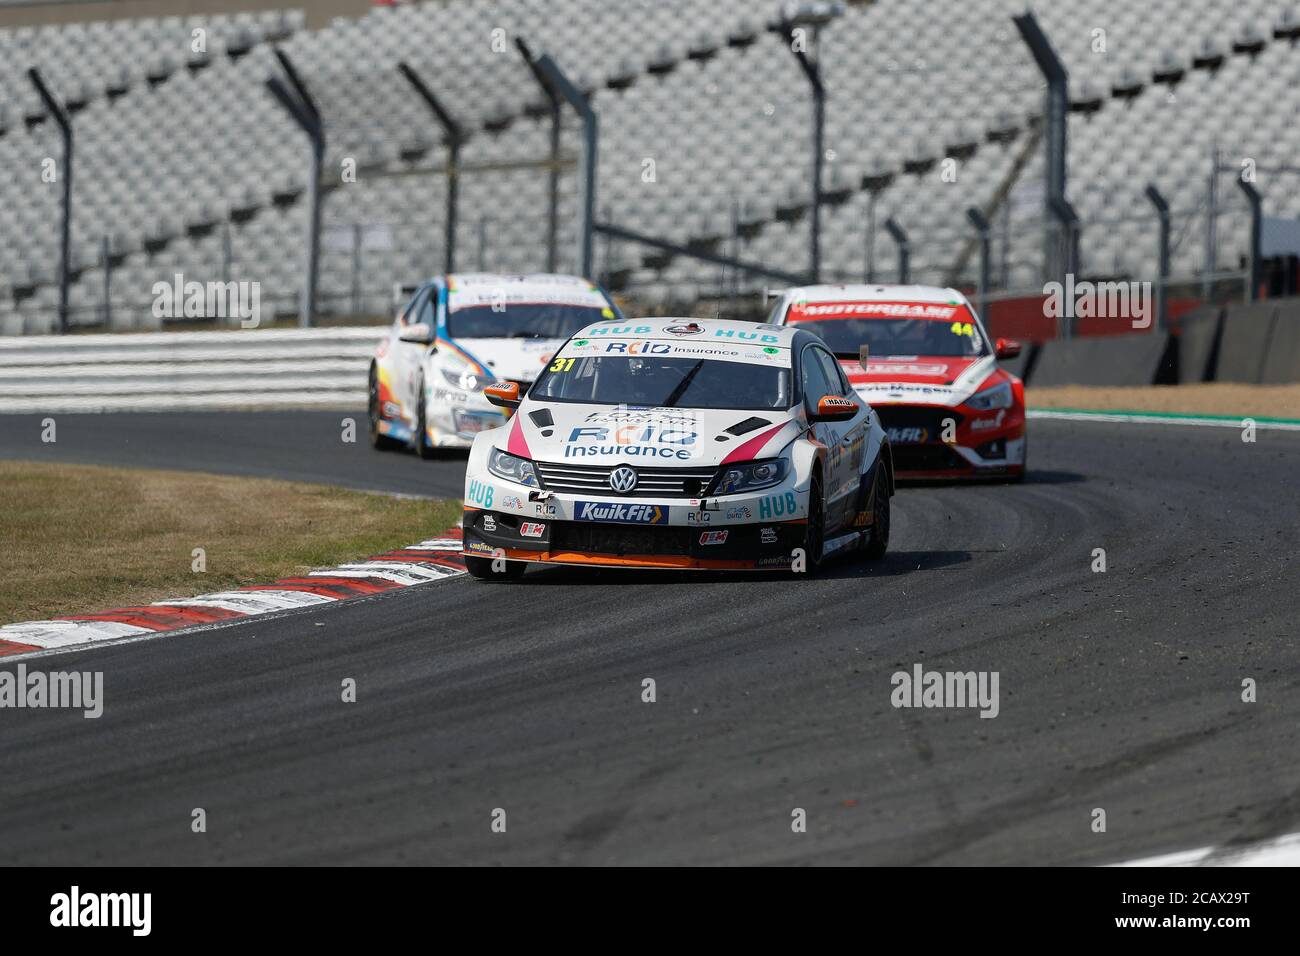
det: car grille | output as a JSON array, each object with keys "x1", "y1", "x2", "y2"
[
  {"x1": 891, "y1": 443, "x2": 970, "y2": 472},
  {"x1": 874, "y1": 405, "x2": 966, "y2": 440},
  {"x1": 549, "y1": 522, "x2": 693, "y2": 556},
  {"x1": 534, "y1": 461, "x2": 719, "y2": 498}
]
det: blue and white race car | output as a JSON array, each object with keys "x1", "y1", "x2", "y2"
[{"x1": 369, "y1": 273, "x2": 623, "y2": 456}]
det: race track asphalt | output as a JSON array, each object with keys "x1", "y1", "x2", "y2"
[
  {"x1": 0, "y1": 410, "x2": 459, "y2": 498},
  {"x1": 1, "y1": 412, "x2": 1297, "y2": 865}
]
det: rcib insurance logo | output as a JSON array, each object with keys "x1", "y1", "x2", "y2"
[{"x1": 574, "y1": 501, "x2": 668, "y2": 524}]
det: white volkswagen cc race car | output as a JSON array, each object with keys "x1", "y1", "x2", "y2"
[
  {"x1": 369, "y1": 273, "x2": 623, "y2": 456},
  {"x1": 459, "y1": 317, "x2": 895, "y2": 578}
]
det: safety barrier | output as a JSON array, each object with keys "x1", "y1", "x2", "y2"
[
  {"x1": 0, "y1": 327, "x2": 378, "y2": 413},
  {"x1": 1026, "y1": 331, "x2": 1170, "y2": 387}
]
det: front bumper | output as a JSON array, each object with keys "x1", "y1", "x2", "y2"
[
  {"x1": 425, "y1": 390, "x2": 509, "y2": 448},
  {"x1": 461, "y1": 502, "x2": 808, "y2": 570},
  {"x1": 875, "y1": 403, "x2": 1026, "y2": 479}
]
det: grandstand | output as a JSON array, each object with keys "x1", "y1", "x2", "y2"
[{"x1": 1, "y1": 0, "x2": 1298, "y2": 333}]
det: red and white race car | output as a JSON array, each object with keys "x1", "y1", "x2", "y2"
[{"x1": 772, "y1": 284, "x2": 1026, "y2": 480}]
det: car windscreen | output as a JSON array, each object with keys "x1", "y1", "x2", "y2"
[
  {"x1": 447, "y1": 303, "x2": 614, "y2": 340},
  {"x1": 530, "y1": 354, "x2": 791, "y2": 410},
  {"x1": 788, "y1": 303, "x2": 987, "y2": 358}
]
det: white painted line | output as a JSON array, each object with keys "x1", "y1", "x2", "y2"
[
  {"x1": 330, "y1": 561, "x2": 453, "y2": 581},
  {"x1": 406, "y1": 538, "x2": 465, "y2": 551},
  {"x1": 0, "y1": 533, "x2": 467, "y2": 663},
  {"x1": 310, "y1": 566, "x2": 442, "y2": 586},
  {"x1": 1115, "y1": 831, "x2": 1300, "y2": 866},
  {"x1": 156, "y1": 590, "x2": 337, "y2": 613},
  {"x1": 0, "y1": 620, "x2": 154, "y2": 648},
  {"x1": 1028, "y1": 409, "x2": 1300, "y2": 431}
]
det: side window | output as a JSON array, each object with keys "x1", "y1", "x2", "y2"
[
  {"x1": 401, "y1": 287, "x2": 430, "y2": 326},
  {"x1": 412, "y1": 288, "x2": 436, "y2": 327},
  {"x1": 815, "y1": 348, "x2": 850, "y2": 397},
  {"x1": 800, "y1": 345, "x2": 833, "y2": 411}
]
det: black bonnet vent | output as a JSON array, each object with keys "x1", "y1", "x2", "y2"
[
  {"x1": 529, "y1": 408, "x2": 555, "y2": 427},
  {"x1": 725, "y1": 417, "x2": 771, "y2": 436}
]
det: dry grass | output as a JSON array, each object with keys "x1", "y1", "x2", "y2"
[
  {"x1": 1028, "y1": 384, "x2": 1300, "y2": 419},
  {"x1": 0, "y1": 461, "x2": 461, "y2": 623}
]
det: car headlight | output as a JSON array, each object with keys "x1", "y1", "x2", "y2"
[
  {"x1": 713, "y1": 458, "x2": 788, "y2": 495},
  {"x1": 487, "y1": 447, "x2": 539, "y2": 487},
  {"x1": 439, "y1": 358, "x2": 485, "y2": 392},
  {"x1": 967, "y1": 381, "x2": 1013, "y2": 410}
]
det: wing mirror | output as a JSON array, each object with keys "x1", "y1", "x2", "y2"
[
  {"x1": 484, "y1": 381, "x2": 521, "y2": 410},
  {"x1": 812, "y1": 394, "x2": 859, "y2": 423},
  {"x1": 995, "y1": 337, "x2": 1022, "y2": 360},
  {"x1": 398, "y1": 324, "x2": 435, "y2": 345}
]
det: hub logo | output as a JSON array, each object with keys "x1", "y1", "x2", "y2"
[
  {"x1": 713, "y1": 328, "x2": 780, "y2": 342},
  {"x1": 467, "y1": 479, "x2": 493, "y2": 508},
  {"x1": 758, "y1": 492, "x2": 798, "y2": 520},
  {"x1": 587, "y1": 325, "x2": 652, "y2": 335},
  {"x1": 575, "y1": 501, "x2": 668, "y2": 524}
]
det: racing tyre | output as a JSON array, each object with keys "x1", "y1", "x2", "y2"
[
  {"x1": 368, "y1": 366, "x2": 401, "y2": 451},
  {"x1": 864, "y1": 464, "x2": 891, "y2": 561},
  {"x1": 464, "y1": 555, "x2": 526, "y2": 580},
  {"x1": 802, "y1": 467, "x2": 825, "y2": 573},
  {"x1": 414, "y1": 375, "x2": 438, "y2": 461},
  {"x1": 1002, "y1": 438, "x2": 1028, "y2": 484},
  {"x1": 1012, "y1": 438, "x2": 1028, "y2": 483}
]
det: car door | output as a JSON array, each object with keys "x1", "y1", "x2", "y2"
[
  {"x1": 800, "y1": 343, "x2": 849, "y2": 530},
  {"x1": 814, "y1": 347, "x2": 868, "y2": 529},
  {"x1": 395, "y1": 284, "x2": 436, "y2": 428}
]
